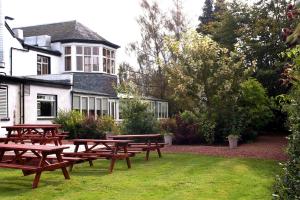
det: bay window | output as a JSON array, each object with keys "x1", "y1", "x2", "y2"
[
  {"x1": 76, "y1": 46, "x2": 100, "y2": 72},
  {"x1": 64, "y1": 46, "x2": 71, "y2": 71},
  {"x1": 103, "y1": 48, "x2": 115, "y2": 74}
]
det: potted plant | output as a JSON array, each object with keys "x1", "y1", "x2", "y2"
[
  {"x1": 159, "y1": 118, "x2": 177, "y2": 145},
  {"x1": 227, "y1": 118, "x2": 242, "y2": 149},
  {"x1": 227, "y1": 134, "x2": 239, "y2": 149}
]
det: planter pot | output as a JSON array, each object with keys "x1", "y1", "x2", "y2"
[
  {"x1": 228, "y1": 137, "x2": 238, "y2": 149},
  {"x1": 164, "y1": 135, "x2": 173, "y2": 145}
]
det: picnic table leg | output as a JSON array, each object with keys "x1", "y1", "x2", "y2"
[
  {"x1": 109, "y1": 158, "x2": 116, "y2": 173},
  {"x1": 157, "y1": 148, "x2": 162, "y2": 158},
  {"x1": 109, "y1": 146, "x2": 119, "y2": 173},
  {"x1": 123, "y1": 146, "x2": 131, "y2": 169},
  {"x1": 32, "y1": 153, "x2": 47, "y2": 189},
  {"x1": 146, "y1": 150, "x2": 150, "y2": 161},
  {"x1": 84, "y1": 144, "x2": 93, "y2": 167},
  {"x1": 69, "y1": 144, "x2": 79, "y2": 172},
  {"x1": 55, "y1": 151, "x2": 70, "y2": 180}
]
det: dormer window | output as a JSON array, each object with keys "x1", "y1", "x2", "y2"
[
  {"x1": 64, "y1": 46, "x2": 71, "y2": 71},
  {"x1": 103, "y1": 48, "x2": 115, "y2": 74},
  {"x1": 37, "y1": 55, "x2": 50, "y2": 75}
]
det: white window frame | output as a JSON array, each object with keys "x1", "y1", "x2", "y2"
[
  {"x1": 75, "y1": 46, "x2": 100, "y2": 73},
  {"x1": 72, "y1": 95, "x2": 109, "y2": 119},
  {"x1": 103, "y1": 47, "x2": 115, "y2": 74},
  {"x1": 37, "y1": 55, "x2": 50, "y2": 75},
  {"x1": 64, "y1": 46, "x2": 72, "y2": 71},
  {"x1": 0, "y1": 85, "x2": 8, "y2": 120},
  {"x1": 37, "y1": 94, "x2": 57, "y2": 119}
]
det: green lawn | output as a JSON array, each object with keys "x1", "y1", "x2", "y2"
[{"x1": 0, "y1": 154, "x2": 280, "y2": 200}]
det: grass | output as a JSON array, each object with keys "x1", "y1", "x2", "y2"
[{"x1": 0, "y1": 153, "x2": 280, "y2": 200}]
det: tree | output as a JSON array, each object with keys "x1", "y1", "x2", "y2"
[
  {"x1": 196, "y1": 0, "x2": 214, "y2": 34},
  {"x1": 128, "y1": 0, "x2": 187, "y2": 99},
  {"x1": 164, "y1": 30, "x2": 253, "y2": 115}
]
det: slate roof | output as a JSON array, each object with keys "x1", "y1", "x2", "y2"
[
  {"x1": 16, "y1": 20, "x2": 120, "y2": 49},
  {"x1": 72, "y1": 73, "x2": 118, "y2": 98}
]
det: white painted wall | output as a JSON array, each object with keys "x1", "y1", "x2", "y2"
[
  {"x1": 1, "y1": 25, "x2": 23, "y2": 75},
  {"x1": 0, "y1": 83, "x2": 71, "y2": 137},
  {"x1": 11, "y1": 50, "x2": 61, "y2": 76},
  {"x1": 24, "y1": 84, "x2": 71, "y2": 124},
  {"x1": 0, "y1": 83, "x2": 19, "y2": 137}
]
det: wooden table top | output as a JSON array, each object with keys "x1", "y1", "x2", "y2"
[
  {"x1": 72, "y1": 139, "x2": 133, "y2": 144},
  {"x1": 108, "y1": 134, "x2": 162, "y2": 139},
  {"x1": 0, "y1": 144, "x2": 69, "y2": 152},
  {"x1": 2, "y1": 124, "x2": 61, "y2": 129}
]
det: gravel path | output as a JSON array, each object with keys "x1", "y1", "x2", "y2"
[{"x1": 163, "y1": 135, "x2": 288, "y2": 161}]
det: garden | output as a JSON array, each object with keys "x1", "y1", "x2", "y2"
[{"x1": 0, "y1": 0, "x2": 299, "y2": 199}]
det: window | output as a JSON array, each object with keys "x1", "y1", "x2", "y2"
[
  {"x1": 72, "y1": 96, "x2": 110, "y2": 119},
  {"x1": 76, "y1": 46, "x2": 83, "y2": 71},
  {"x1": 96, "y1": 98, "x2": 102, "y2": 117},
  {"x1": 37, "y1": 55, "x2": 50, "y2": 75},
  {"x1": 73, "y1": 96, "x2": 80, "y2": 112},
  {"x1": 81, "y1": 97, "x2": 88, "y2": 116},
  {"x1": 156, "y1": 102, "x2": 168, "y2": 119},
  {"x1": 89, "y1": 97, "x2": 95, "y2": 117},
  {"x1": 102, "y1": 98, "x2": 108, "y2": 116},
  {"x1": 64, "y1": 46, "x2": 71, "y2": 71},
  {"x1": 0, "y1": 86, "x2": 8, "y2": 119},
  {"x1": 103, "y1": 48, "x2": 115, "y2": 74},
  {"x1": 76, "y1": 46, "x2": 100, "y2": 72},
  {"x1": 37, "y1": 94, "x2": 57, "y2": 118},
  {"x1": 109, "y1": 101, "x2": 116, "y2": 119}
]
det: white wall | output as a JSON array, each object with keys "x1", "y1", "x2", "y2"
[
  {"x1": 1, "y1": 25, "x2": 23, "y2": 75},
  {"x1": 11, "y1": 50, "x2": 61, "y2": 76},
  {"x1": 0, "y1": 83, "x2": 71, "y2": 137},
  {"x1": 24, "y1": 85, "x2": 71, "y2": 124},
  {"x1": 0, "y1": 83, "x2": 19, "y2": 137},
  {"x1": 0, "y1": 25, "x2": 62, "y2": 76}
]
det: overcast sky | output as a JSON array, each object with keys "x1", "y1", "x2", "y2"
[{"x1": 3, "y1": 0, "x2": 206, "y2": 67}]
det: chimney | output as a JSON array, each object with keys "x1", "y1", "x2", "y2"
[{"x1": 0, "y1": 0, "x2": 5, "y2": 68}]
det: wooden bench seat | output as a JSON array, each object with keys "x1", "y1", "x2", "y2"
[{"x1": 0, "y1": 163, "x2": 39, "y2": 171}]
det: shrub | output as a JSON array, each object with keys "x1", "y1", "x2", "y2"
[
  {"x1": 273, "y1": 87, "x2": 300, "y2": 199},
  {"x1": 98, "y1": 115, "x2": 117, "y2": 133},
  {"x1": 159, "y1": 118, "x2": 177, "y2": 135},
  {"x1": 197, "y1": 113, "x2": 216, "y2": 144},
  {"x1": 238, "y1": 78, "x2": 274, "y2": 131},
  {"x1": 77, "y1": 117, "x2": 105, "y2": 139},
  {"x1": 120, "y1": 98, "x2": 159, "y2": 134},
  {"x1": 53, "y1": 110, "x2": 84, "y2": 138},
  {"x1": 173, "y1": 112, "x2": 200, "y2": 144}
]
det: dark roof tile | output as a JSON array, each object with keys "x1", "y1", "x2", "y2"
[{"x1": 15, "y1": 20, "x2": 120, "y2": 49}]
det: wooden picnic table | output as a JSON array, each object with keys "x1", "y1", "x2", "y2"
[
  {"x1": 1, "y1": 124, "x2": 65, "y2": 145},
  {"x1": 108, "y1": 134, "x2": 164, "y2": 160},
  {"x1": 0, "y1": 143, "x2": 70, "y2": 188},
  {"x1": 63, "y1": 139, "x2": 133, "y2": 173}
]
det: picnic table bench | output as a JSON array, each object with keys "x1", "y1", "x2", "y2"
[
  {"x1": 63, "y1": 139, "x2": 134, "y2": 173},
  {"x1": 108, "y1": 134, "x2": 165, "y2": 160},
  {"x1": 0, "y1": 143, "x2": 70, "y2": 188}
]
